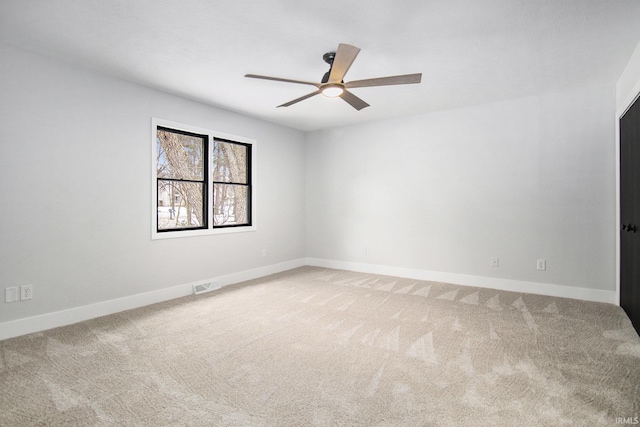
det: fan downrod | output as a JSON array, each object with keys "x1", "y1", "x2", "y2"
[{"x1": 321, "y1": 52, "x2": 336, "y2": 83}]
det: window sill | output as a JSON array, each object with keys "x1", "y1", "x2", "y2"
[{"x1": 151, "y1": 225, "x2": 257, "y2": 240}]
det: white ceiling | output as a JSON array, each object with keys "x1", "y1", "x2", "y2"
[{"x1": 1, "y1": 0, "x2": 640, "y2": 132}]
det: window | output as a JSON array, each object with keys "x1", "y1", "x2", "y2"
[
  {"x1": 152, "y1": 118, "x2": 255, "y2": 239},
  {"x1": 212, "y1": 138, "x2": 251, "y2": 226},
  {"x1": 156, "y1": 127, "x2": 207, "y2": 231}
]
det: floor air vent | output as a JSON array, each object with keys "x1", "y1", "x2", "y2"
[{"x1": 193, "y1": 281, "x2": 221, "y2": 295}]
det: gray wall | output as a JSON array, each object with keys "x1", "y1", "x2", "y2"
[
  {"x1": 617, "y1": 39, "x2": 640, "y2": 114},
  {"x1": 306, "y1": 84, "x2": 617, "y2": 293},
  {"x1": 0, "y1": 44, "x2": 307, "y2": 325}
]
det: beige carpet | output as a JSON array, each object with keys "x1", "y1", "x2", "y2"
[{"x1": 1, "y1": 266, "x2": 639, "y2": 426}]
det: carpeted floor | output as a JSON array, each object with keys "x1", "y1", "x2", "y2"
[{"x1": 1, "y1": 266, "x2": 639, "y2": 426}]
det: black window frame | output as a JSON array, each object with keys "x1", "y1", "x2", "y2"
[
  {"x1": 212, "y1": 137, "x2": 253, "y2": 229},
  {"x1": 156, "y1": 126, "x2": 209, "y2": 233}
]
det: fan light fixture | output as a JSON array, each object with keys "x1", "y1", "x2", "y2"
[
  {"x1": 245, "y1": 43, "x2": 422, "y2": 110},
  {"x1": 321, "y1": 84, "x2": 344, "y2": 98}
]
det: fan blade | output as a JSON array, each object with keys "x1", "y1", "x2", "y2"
[
  {"x1": 245, "y1": 74, "x2": 319, "y2": 87},
  {"x1": 340, "y1": 90, "x2": 369, "y2": 111},
  {"x1": 328, "y1": 44, "x2": 360, "y2": 83},
  {"x1": 277, "y1": 90, "x2": 322, "y2": 108},
  {"x1": 345, "y1": 73, "x2": 422, "y2": 89}
]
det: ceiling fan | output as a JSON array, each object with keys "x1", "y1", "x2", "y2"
[{"x1": 245, "y1": 43, "x2": 422, "y2": 111}]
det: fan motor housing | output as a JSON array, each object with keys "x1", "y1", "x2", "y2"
[{"x1": 323, "y1": 52, "x2": 336, "y2": 65}]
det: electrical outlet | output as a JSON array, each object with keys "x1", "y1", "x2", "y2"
[
  {"x1": 491, "y1": 257, "x2": 499, "y2": 267},
  {"x1": 261, "y1": 249, "x2": 267, "y2": 257},
  {"x1": 20, "y1": 284, "x2": 33, "y2": 300},
  {"x1": 537, "y1": 259, "x2": 546, "y2": 271},
  {"x1": 5, "y1": 287, "x2": 18, "y2": 303}
]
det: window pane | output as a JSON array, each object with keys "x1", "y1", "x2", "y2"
[
  {"x1": 157, "y1": 180, "x2": 205, "y2": 229},
  {"x1": 213, "y1": 184, "x2": 249, "y2": 226},
  {"x1": 212, "y1": 141, "x2": 247, "y2": 184},
  {"x1": 157, "y1": 129, "x2": 205, "y2": 180}
]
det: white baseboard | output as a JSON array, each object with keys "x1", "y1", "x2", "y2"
[
  {"x1": 305, "y1": 258, "x2": 617, "y2": 305},
  {"x1": 1, "y1": 257, "x2": 616, "y2": 341},
  {"x1": 0, "y1": 258, "x2": 306, "y2": 341}
]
